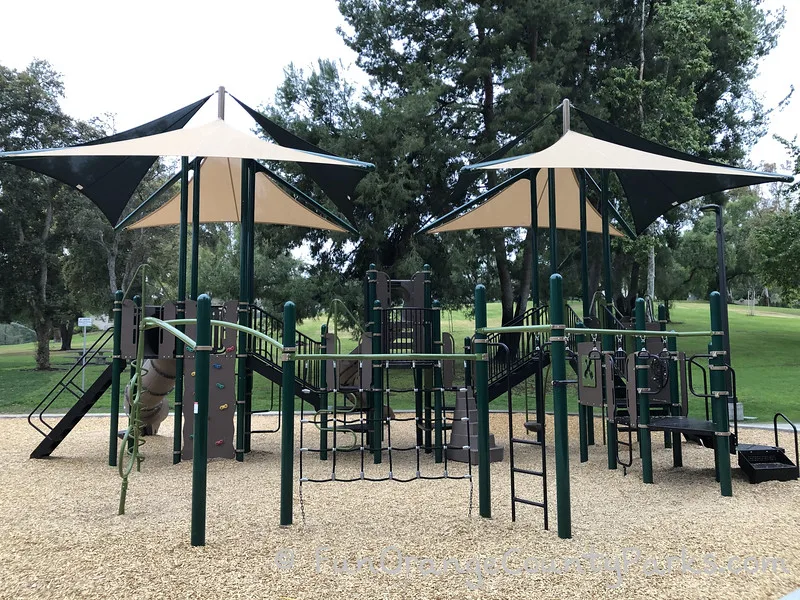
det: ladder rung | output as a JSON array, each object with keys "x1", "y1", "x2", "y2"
[
  {"x1": 513, "y1": 497, "x2": 545, "y2": 508},
  {"x1": 513, "y1": 467, "x2": 544, "y2": 477},
  {"x1": 512, "y1": 437, "x2": 542, "y2": 446}
]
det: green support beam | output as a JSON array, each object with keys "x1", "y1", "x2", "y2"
[
  {"x1": 659, "y1": 304, "x2": 672, "y2": 450},
  {"x1": 432, "y1": 300, "x2": 444, "y2": 464},
  {"x1": 190, "y1": 158, "x2": 201, "y2": 301},
  {"x1": 236, "y1": 159, "x2": 250, "y2": 462},
  {"x1": 174, "y1": 156, "x2": 189, "y2": 466},
  {"x1": 191, "y1": 294, "x2": 211, "y2": 547},
  {"x1": 474, "y1": 285, "x2": 491, "y2": 519},
  {"x1": 109, "y1": 290, "x2": 123, "y2": 467},
  {"x1": 320, "y1": 324, "x2": 329, "y2": 461},
  {"x1": 635, "y1": 298, "x2": 653, "y2": 484},
  {"x1": 550, "y1": 274, "x2": 572, "y2": 539},
  {"x1": 579, "y1": 170, "x2": 594, "y2": 445},
  {"x1": 372, "y1": 299, "x2": 383, "y2": 464},
  {"x1": 529, "y1": 169, "x2": 540, "y2": 306},
  {"x1": 710, "y1": 292, "x2": 733, "y2": 497},
  {"x1": 280, "y1": 301, "x2": 297, "y2": 526},
  {"x1": 667, "y1": 333, "x2": 683, "y2": 467},
  {"x1": 548, "y1": 168, "x2": 557, "y2": 274}
]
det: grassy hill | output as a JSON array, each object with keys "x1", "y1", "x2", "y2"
[{"x1": 1, "y1": 302, "x2": 797, "y2": 424}]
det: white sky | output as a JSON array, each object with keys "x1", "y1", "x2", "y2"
[{"x1": 0, "y1": 0, "x2": 797, "y2": 171}]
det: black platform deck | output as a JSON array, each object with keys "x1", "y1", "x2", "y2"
[{"x1": 615, "y1": 415, "x2": 717, "y2": 435}]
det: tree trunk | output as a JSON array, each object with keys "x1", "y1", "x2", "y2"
[
  {"x1": 59, "y1": 322, "x2": 74, "y2": 351},
  {"x1": 34, "y1": 319, "x2": 52, "y2": 370},
  {"x1": 647, "y1": 242, "x2": 655, "y2": 299}
]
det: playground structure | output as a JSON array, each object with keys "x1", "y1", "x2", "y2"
[{"x1": 5, "y1": 92, "x2": 798, "y2": 548}]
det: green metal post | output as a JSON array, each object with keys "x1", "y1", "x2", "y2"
[
  {"x1": 464, "y1": 337, "x2": 472, "y2": 387},
  {"x1": 320, "y1": 324, "x2": 328, "y2": 461},
  {"x1": 244, "y1": 160, "x2": 256, "y2": 452},
  {"x1": 576, "y1": 323, "x2": 588, "y2": 463},
  {"x1": 474, "y1": 285, "x2": 491, "y2": 518},
  {"x1": 367, "y1": 266, "x2": 377, "y2": 449},
  {"x1": 191, "y1": 294, "x2": 211, "y2": 547},
  {"x1": 174, "y1": 156, "x2": 189, "y2": 465},
  {"x1": 280, "y1": 301, "x2": 297, "y2": 526},
  {"x1": 550, "y1": 274, "x2": 572, "y2": 539},
  {"x1": 710, "y1": 292, "x2": 733, "y2": 497},
  {"x1": 579, "y1": 170, "x2": 595, "y2": 445},
  {"x1": 423, "y1": 264, "x2": 433, "y2": 453},
  {"x1": 601, "y1": 170, "x2": 617, "y2": 470},
  {"x1": 659, "y1": 305, "x2": 672, "y2": 449},
  {"x1": 372, "y1": 299, "x2": 383, "y2": 463},
  {"x1": 432, "y1": 300, "x2": 443, "y2": 463},
  {"x1": 548, "y1": 168, "x2": 557, "y2": 275},
  {"x1": 109, "y1": 290, "x2": 123, "y2": 466},
  {"x1": 529, "y1": 169, "x2": 540, "y2": 306},
  {"x1": 190, "y1": 159, "x2": 201, "y2": 301},
  {"x1": 235, "y1": 159, "x2": 250, "y2": 462},
  {"x1": 667, "y1": 334, "x2": 683, "y2": 467},
  {"x1": 636, "y1": 298, "x2": 654, "y2": 484}
]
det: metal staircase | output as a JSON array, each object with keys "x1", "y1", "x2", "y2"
[
  {"x1": 29, "y1": 329, "x2": 117, "y2": 458},
  {"x1": 247, "y1": 305, "x2": 324, "y2": 410}
]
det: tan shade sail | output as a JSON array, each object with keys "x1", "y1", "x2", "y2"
[
  {"x1": 126, "y1": 157, "x2": 346, "y2": 232},
  {"x1": 473, "y1": 130, "x2": 772, "y2": 178},
  {"x1": 428, "y1": 168, "x2": 622, "y2": 236},
  {"x1": 4, "y1": 119, "x2": 368, "y2": 168}
]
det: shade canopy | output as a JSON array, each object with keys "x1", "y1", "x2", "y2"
[
  {"x1": 465, "y1": 117, "x2": 793, "y2": 234},
  {"x1": 233, "y1": 96, "x2": 368, "y2": 222},
  {"x1": 469, "y1": 129, "x2": 779, "y2": 176},
  {"x1": 0, "y1": 96, "x2": 211, "y2": 224},
  {"x1": 574, "y1": 108, "x2": 794, "y2": 234},
  {"x1": 2, "y1": 118, "x2": 373, "y2": 167},
  {"x1": 422, "y1": 168, "x2": 623, "y2": 236},
  {"x1": 125, "y1": 157, "x2": 353, "y2": 233},
  {"x1": 0, "y1": 93, "x2": 375, "y2": 227}
]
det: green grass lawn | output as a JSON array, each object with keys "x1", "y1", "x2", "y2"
[{"x1": 1, "y1": 302, "x2": 798, "y2": 424}]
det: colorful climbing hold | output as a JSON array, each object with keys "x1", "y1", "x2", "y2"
[
  {"x1": 215, "y1": 439, "x2": 224, "y2": 447},
  {"x1": 213, "y1": 363, "x2": 222, "y2": 369},
  {"x1": 191, "y1": 371, "x2": 196, "y2": 377},
  {"x1": 216, "y1": 383, "x2": 225, "y2": 389},
  {"x1": 226, "y1": 345, "x2": 235, "y2": 353},
  {"x1": 219, "y1": 403, "x2": 229, "y2": 410}
]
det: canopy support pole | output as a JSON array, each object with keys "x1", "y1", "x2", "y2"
[
  {"x1": 548, "y1": 168, "x2": 557, "y2": 274},
  {"x1": 244, "y1": 158, "x2": 257, "y2": 453},
  {"x1": 600, "y1": 169, "x2": 617, "y2": 469},
  {"x1": 217, "y1": 86, "x2": 226, "y2": 120},
  {"x1": 173, "y1": 156, "x2": 190, "y2": 465},
  {"x1": 701, "y1": 204, "x2": 733, "y2": 394},
  {"x1": 190, "y1": 158, "x2": 201, "y2": 300},
  {"x1": 579, "y1": 169, "x2": 594, "y2": 445},
  {"x1": 236, "y1": 159, "x2": 251, "y2": 462},
  {"x1": 529, "y1": 169, "x2": 540, "y2": 307}
]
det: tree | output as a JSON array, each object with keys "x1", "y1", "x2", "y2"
[{"x1": 0, "y1": 60, "x2": 84, "y2": 369}]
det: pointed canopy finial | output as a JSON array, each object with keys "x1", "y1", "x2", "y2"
[{"x1": 217, "y1": 86, "x2": 226, "y2": 120}]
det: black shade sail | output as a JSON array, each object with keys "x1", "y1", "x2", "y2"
[
  {"x1": 0, "y1": 96, "x2": 212, "y2": 225},
  {"x1": 232, "y1": 96, "x2": 371, "y2": 222},
  {"x1": 575, "y1": 108, "x2": 794, "y2": 234}
]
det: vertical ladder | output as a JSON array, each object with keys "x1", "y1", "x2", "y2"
[{"x1": 509, "y1": 420, "x2": 548, "y2": 529}]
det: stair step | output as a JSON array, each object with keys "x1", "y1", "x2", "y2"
[
  {"x1": 513, "y1": 497, "x2": 545, "y2": 509},
  {"x1": 513, "y1": 467, "x2": 544, "y2": 477}
]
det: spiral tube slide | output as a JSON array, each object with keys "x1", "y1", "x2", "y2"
[{"x1": 123, "y1": 358, "x2": 176, "y2": 435}]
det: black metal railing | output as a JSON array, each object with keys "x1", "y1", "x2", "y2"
[
  {"x1": 487, "y1": 304, "x2": 548, "y2": 385},
  {"x1": 248, "y1": 304, "x2": 322, "y2": 389},
  {"x1": 379, "y1": 306, "x2": 432, "y2": 355},
  {"x1": 28, "y1": 328, "x2": 114, "y2": 437}
]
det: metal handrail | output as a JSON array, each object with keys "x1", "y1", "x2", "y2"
[
  {"x1": 774, "y1": 413, "x2": 799, "y2": 474},
  {"x1": 27, "y1": 328, "x2": 115, "y2": 436}
]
